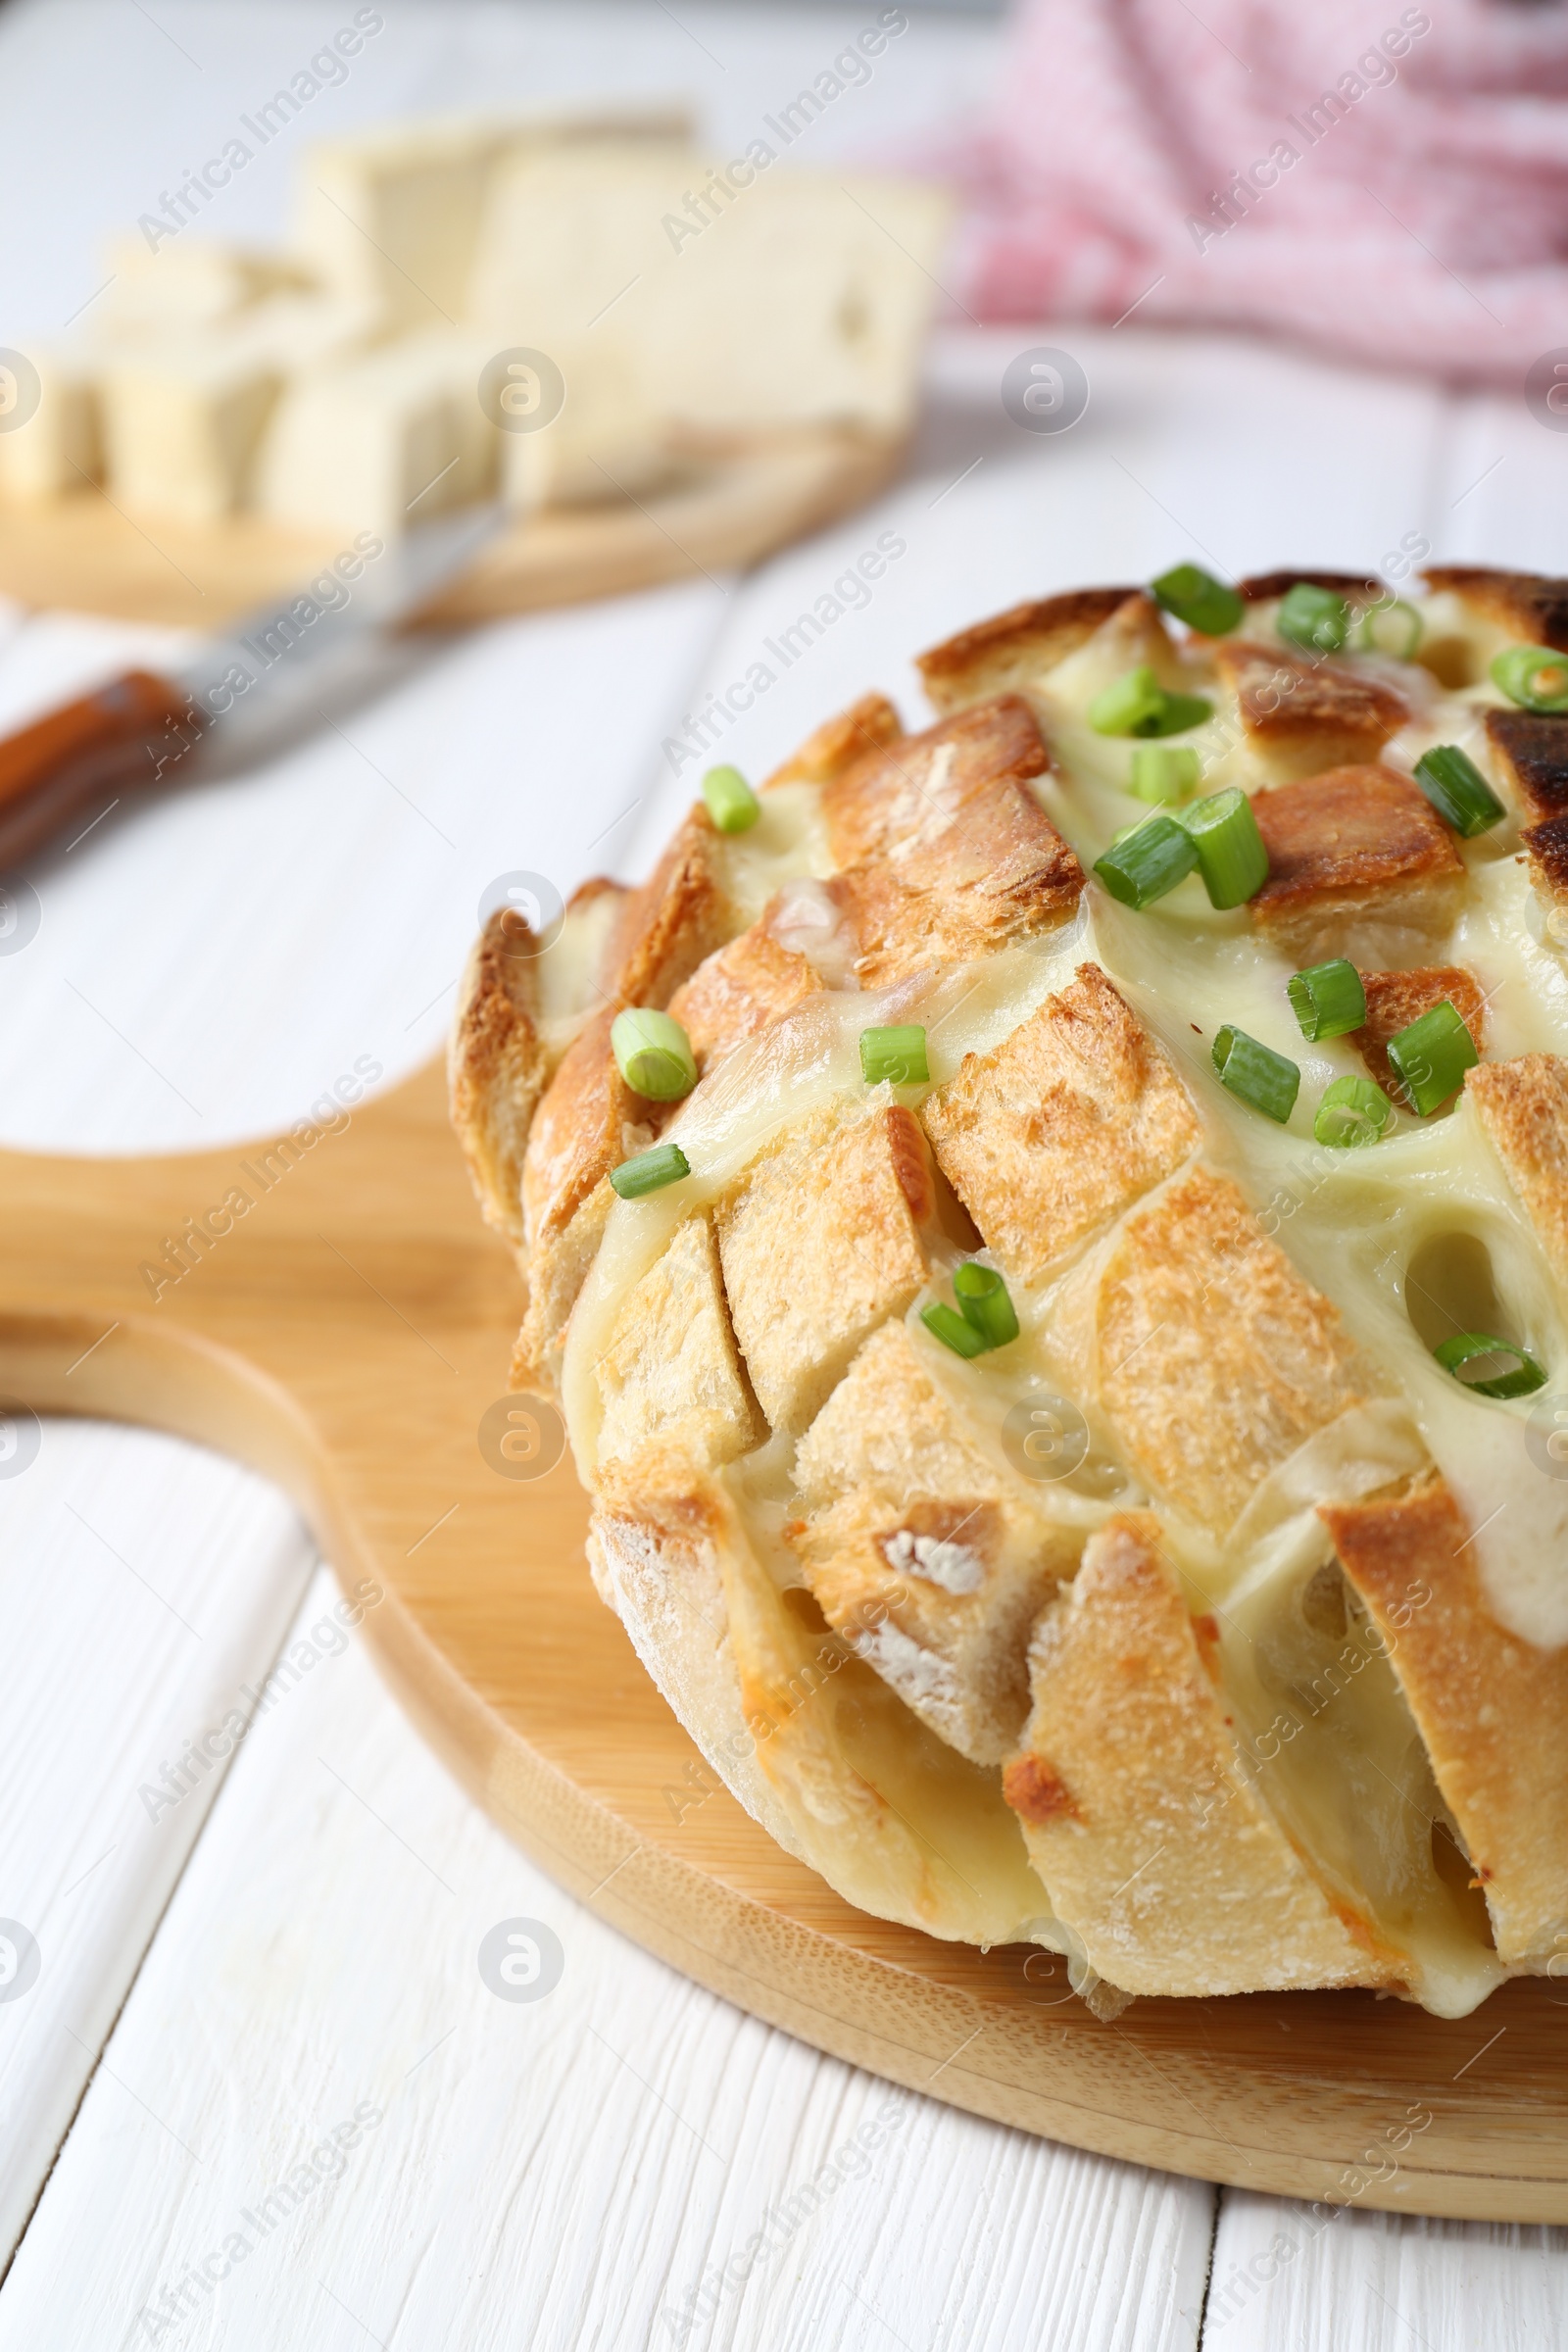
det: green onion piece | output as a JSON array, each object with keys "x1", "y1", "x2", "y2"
[
  {"x1": 1432, "y1": 1331, "x2": 1547, "y2": 1401},
  {"x1": 1278, "y1": 581, "x2": 1349, "y2": 654},
  {"x1": 1138, "y1": 689, "x2": 1213, "y2": 737},
  {"x1": 1092, "y1": 813, "x2": 1199, "y2": 908},
  {"x1": 920, "y1": 1300, "x2": 990, "y2": 1359},
  {"x1": 701, "y1": 762, "x2": 760, "y2": 832},
  {"x1": 1354, "y1": 599, "x2": 1423, "y2": 660},
  {"x1": 1412, "y1": 745, "x2": 1504, "y2": 838},
  {"x1": 1179, "y1": 787, "x2": 1269, "y2": 908},
  {"x1": 1288, "y1": 956, "x2": 1366, "y2": 1041},
  {"x1": 611, "y1": 1007, "x2": 698, "y2": 1102},
  {"x1": 610, "y1": 1142, "x2": 691, "y2": 1200},
  {"x1": 1385, "y1": 1001, "x2": 1479, "y2": 1116},
  {"x1": 954, "y1": 1261, "x2": 1019, "y2": 1348},
  {"x1": 1088, "y1": 664, "x2": 1165, "y2": 736},
  {"x1": 859, "y1": 1023, "x2": 929, "y2": 1086},
  {"x1": 1130, "y1": 744, "x2": 1200, "y2": 803},
  {"x1": 1212, "y1": 1025, "x2": 1300, "y2": 1122},
  {"x1": 1492, "y1": 644, "x2": 1568, "y2": 712},
  {"x1": 1314, "y1": 1074, "x2": 1394, "y2": 1149},
  {"x1": 1152, "y1": 563, "x2": 1244, "y2": 637}
]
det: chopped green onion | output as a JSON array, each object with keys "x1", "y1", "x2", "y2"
[
  {"x1": 859, "y1": 1023, "x2": 928, "y2": 1086},
  {"x1": 1492, "y1": 644, "x2": 1568, "y2": 712},
  {"x1": 954, "y1": 1262, "x2": 1019, "y2": 1348},
  {"x1": 1178, "y1": 787, "x2": 1269, "y2": 908},
  {"x1": 1212, "y1": 1025, "x2": 1299, "y2": 1122},
  {"x1": 1139, "y1": 690, "x2": 1213, "y2": 737},
  {"x1": 1087, "y1": 664, "x2": 1212, "y2": 739},
  {"x1": 1354, "y1": 599, "x2": 1423, "y2": 660},
  {"x1": 920, "y1": 1300, "x2": 990, "y2": 1359},
  {"x1": 1412, "y1": 745, "x2": 1504, "y2": 838},
  {"x1": 1385, "y1": 1001, "x2": 1479, "y2": 1116},
  {"x1": 1314, "y1": 1074, "x2": 1394, "y2": 1149},
  {"x1": 1130, "y1": 744, "x2": 1200, "y2": 804},
  {"x1": 701, "y1": 763, "x2": 760, "y2": 832},
  {"x1": 1088, "y1": 664, "x2": 1165, "y2": 736},
  {"x1": 610, "y1": 1142, "x2": 691, "y2": 1200},
  {"x1": 1152, "y1": 563, "x2": 1244, "y2": 637},
  {"x1": 1432, "y1": 1331, "x2": 1547, "y2": 1400},
  {"x1": 1093, "y1": 813, "x2": 1199, "y2": 908},
  {"x1": 1288, "y1": 957, "x2": 1366, "y2": 1041},
  {"x1": 611, "y1": 1007, "x2": 698, "y2": 1102},
  {"x1": 1278, "y1": 581, "x2": 1349, "y2": 655}
]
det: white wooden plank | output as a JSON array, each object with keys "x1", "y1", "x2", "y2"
[
  {"x1": 0, "y1": 1565, "x2": 1213, "y2": 2352},
  {"x1": 0, "y1": 1416, "x2": 315, "y2": 2261},
  {"x1": 1201, "y1": 2192, "x2": 1568, "y2": 2351},
  {"x1": 1435, "y1": 386, "x2": 1568, "y2": 571}
]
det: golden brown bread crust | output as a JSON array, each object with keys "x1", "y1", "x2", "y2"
[
  {"x1": 1421, "y1": 565, "x2": 1568, "y2": 651},
  {"x1": 1321, "y1": 1478, "x2": 1568, "y2": 1967},
  {"x1": 762, "y1": 689, "x2": 903, "y2": 788},
  {"x1": 665, "y1": 917, "x2": 823, "y2": 1075},
  {"x1": 920, "y1": 962, "x2": 1200, "y2": 1287},
  {"x1": 601, "y1": 807, "x2": 733, "y2": 1008},
  {"x1": 1004, "y1": 1513, "x2": 1400, "y2": 1997},
  {"x1": 789, "y1": 1320, "x2": 1078, "y2": 1763},
  {"x1": 448, "y1": 909, "x2": 549, "y2": 1251},
  {"x1": 915, "y1": 587, "x2": 1138, "y2": 711},
  {"x1": 593, "y1": 1211, "x2": 761, "y2": 1469},
  {"x1": 1352, "y1": 966, "x2": 1487, "y2": 1103},
  {"x1": 1096, "y1": 1168, "x2": 1368, "y2": 1535},
  {"x1": 1483, "y1": 709, "x2": 1568, "y2": 822},
  {"x1": 1212, "y1": 643, "x2": 1408, "y2": 781},
  {"x1": 1468, "y1": 1053, "x2": 1568, "y2": 1288},
  {"x1": 713, "y1": 1100, "x2": 938, "y2": 1433},
  {"x1": 515, "y1": 1008, "x2": 654, "y2": 1388},
  {"x1": 1250, "y1": 764, "x2": 1464, "y2": 945},
  {"x1": 835, "y1": 777, "x2": 1083, "y2": 986},
  {"x1": 1522, "y1": 813, "x2": 1568, "y2": 913},
  {"x1": 821, "y1": 694, "x2": 1050, "y2": 868},
  {"x1": 1237, "y1": 569, "x2": 1383, "y2": 604}
]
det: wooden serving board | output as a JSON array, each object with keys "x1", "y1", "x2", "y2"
[
  {"x1": 0, "y1": 425, "x2": 899, "y2": 629},
  {"x1": 4, "y1": 1054, "x2": 1564, "y2": 2224}
]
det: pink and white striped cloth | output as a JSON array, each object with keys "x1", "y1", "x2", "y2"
[{"x1": 935, "y1": 0, "x2": 1568, "y2": 379}]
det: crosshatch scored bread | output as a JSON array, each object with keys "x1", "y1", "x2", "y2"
[{"x1": 452, "y1": 564, "x2": 1568, "y2": 2017}]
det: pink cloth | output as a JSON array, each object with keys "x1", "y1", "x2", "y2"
[{"x1": 939, "y1": 0, "x2": 1568, "y2": 379}]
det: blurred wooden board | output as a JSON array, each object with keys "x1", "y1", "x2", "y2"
[
  {"x1": 1, "y1": 1054, "x2": 1565, "y2": 2224},
  {"x1": 0, "y1": 426, "x2": 901, "y2": 629}
]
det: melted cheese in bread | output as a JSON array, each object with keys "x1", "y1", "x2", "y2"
[{"x1": 560, "y1": 585, "x2": 1568, "y2": 2013}]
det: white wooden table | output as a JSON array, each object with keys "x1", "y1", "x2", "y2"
[{"x1": 2, "y1": 4, "x2": 1566, "y2": 2345}]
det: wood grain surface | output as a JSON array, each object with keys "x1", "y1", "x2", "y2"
[
  {"x1": 0, "y1": 427, "x2": 901, "y2": 630},
  {"x1": 0, "y1": 1051, "x2": 1559, "y2": 2225}
]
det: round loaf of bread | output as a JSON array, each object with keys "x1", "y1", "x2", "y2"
[{"x1": 452, "y1": 565, "x2": 1568, "y2": 2018}]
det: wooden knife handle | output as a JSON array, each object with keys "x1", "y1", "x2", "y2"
[{"x1": 0, "y1": 669, "x2": 203, "y2": 868}]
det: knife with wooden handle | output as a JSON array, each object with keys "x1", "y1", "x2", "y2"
[{"x1": 0, "y1": 501, "x2": 505, "y2": 868}]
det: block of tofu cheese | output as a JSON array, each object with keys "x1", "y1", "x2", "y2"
[
  {"x1": 471, "y1": 147, "x2": 951, "y2": 436},
  {"x1": 101, "y1": 337, "x2": 285, "y2": 521},
  {"x1": 0, "y1": 339, "x2": 108, "y2": 500},
  {"x1": 299, "y1": 111, "x2": 693, "y2": 334},
  {"x1": 256, "y1": 328, "x2": 498, "y2": 539},
  {"x1": 101, "y1": 236, "x2": 317, "y2": 333},
  {"x1": 501, "y1": 339, "x2": 677, "y2": 511}
]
